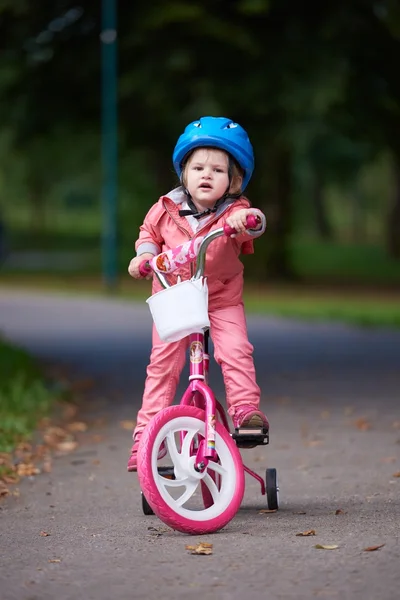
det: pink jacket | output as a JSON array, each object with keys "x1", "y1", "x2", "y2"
[{"x1": 135, "y1": 188, "x2": 266, "y2": 311}]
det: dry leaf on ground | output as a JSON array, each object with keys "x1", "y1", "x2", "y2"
[
  {"x1": 119, "y1": 420, "x2": 136, "y2": 430},
  {"x1": 380, "y1": 456, "x2": 396, "y2": 463},
  {"x1": 16, "y1": 463, "x2": 40, "y2": 477},
  {"x1": 296, "y1": 529, "x2": 316, "y2": 537},
  {"x1": 392, "y1": 472, "x2": 400, "y2": 478},
  {"x1": 2, "y1": 473, "x2": 20, "y2": 484},
  {"x1": 186, "y1": 542, "x2": 213, "y2": 555},
  {"x1": 40, "y1": 531, "x2": 50, "y2": 537},
  {"x1": 335, "y1": 509, "x2": 346, "y2": 515},
  {"x1": 353, "y1": 417, "x2": 371, "y2": 431},
  {"x1": 0, "y1": 481, "x2": 9, "y2": 497},
  {"x1": 48, "y1": 559, "x2": 61, "y2": 563},
  {"x1": 56, "y1": 441, "x2": 78, "y2": 453},
  {"x1": 305, "y1": 439, "x2": 323, "y2": 448},
  {"x1": 67, "y1": 421, "x2": 88, "y2": 433},
  {"x1": 259, "y1": 509, "x2": 277, "y2": 514},
  {"x1": 364, "y1": 544, "x2": 385, "y2": 552},
  {"x1": 315, "y1": 544, "x2": 339, "y2": 550}
]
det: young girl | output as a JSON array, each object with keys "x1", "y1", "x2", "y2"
[{"x1": 127, "y1": 116, "x2": 269, "y2": 471}]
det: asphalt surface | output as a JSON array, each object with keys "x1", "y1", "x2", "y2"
[{"x1": 0, "y1": 289, "x2": 399, "y2": 600}]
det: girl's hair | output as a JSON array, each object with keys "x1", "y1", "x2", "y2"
[{"x1": 181, "y1": 148, "x2": 244, "y2": 196}]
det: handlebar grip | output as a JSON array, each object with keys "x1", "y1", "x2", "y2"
[
  {"x1": 223, "y1": 214, "x2": 259, "y2": 237},
  {"x1": 139, "y1": 260, "x2": 152, "y2": 277}
]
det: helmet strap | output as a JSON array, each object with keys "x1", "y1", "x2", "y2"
[{"x1": 178, "y1": 159, "x2": 241, "y2": 220}]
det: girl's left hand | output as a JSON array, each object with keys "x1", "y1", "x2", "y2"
[{"x1": 225, "y1": 209, "x2": 260, "y2": 235}]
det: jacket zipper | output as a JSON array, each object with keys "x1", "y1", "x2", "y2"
[
  {"x1": 163, "y1": 201, "x2": 195, "y2": 277},
  {"x1": 164, "y1": 199, "x2": 242, "y2": 277}
]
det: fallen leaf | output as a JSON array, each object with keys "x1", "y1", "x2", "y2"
[
  {"x1": 258, "y1": 509, "x2": 277, "y2": 514},
  {"x1": 2, "y1": 473, "x2": 20, "y2": 484},
  {"x1": 67, "y1": 421, "x2": 88, "y2": 433},
  {"x1": 296, "y1": 529, "x2": 316, "y2": 537},
  {"x1": 353, "y1": 417, "x2": 371, "y2": 431},
  {"x1": 62, "y1": 403, "x2": 79, "y2": 420},
  {"x1": 119, "y1": 420, "x2": 136, "y2": 430},
  {"x1": 40, "y1": 531, "x2": 51, "y2": 537},
  {"x1": 392, "y1": 472, "x2": 400, "y2": 478},
  {"x1": 42, "y1": 459, "x2": 52, "y2": 473},
  {"x1": 43, "y1": 426, "x2": 69, "y2": 446},
  {"x1": 16, "y1": 463, "x2": 40, "y2": 477},
  {"x1": 315, "y1": 544, "x2": 339, "y2": 550},
  {"x1": 380, "y1": 456, "x2": 396, "y2": 464},
  {"x1": 48, "y1": 559, "x2": 61, "y2": 563},
  {"x1": 0, "y1": 481, "x2": 9, "y2": 497},
  {"x1": 305, "y1": 439, "x2": 323, "y2": 448},
  {"x1": 335, "y1": 509, "x2": 346, "y2": 515},
  {"x1": 56, "y1": 441, "x2": 78, "y2": 453},
  {"x1": 364, "y1": 544, "x2": 385, "y2": 552},
  {"x1": 0, "y1": 453, "x2": 12, "y2": 466},
  {"x1": 186, "y1": 542, "x2": 213, "y2": 555}
]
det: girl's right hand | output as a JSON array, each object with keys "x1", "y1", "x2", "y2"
[{"x1": 128, "y1": 253, "x2": 155, "y2": 280}]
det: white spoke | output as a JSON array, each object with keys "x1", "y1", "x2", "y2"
[
  {"x1": 180, "y1": 428, "x2": 197, "y2": 459},
  {"x1": 174, "y1": 480, "x2": 199, "y2": 507},
  {"x1": 207, "y1": 460, "x2": 227, "y2": 477},
  {"x1": 202, "y1": 473, "x2": 220, "y2": 503}
]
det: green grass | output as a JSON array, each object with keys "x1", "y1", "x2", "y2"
[
  {"x1": 291, "y1": 239, "x2": 400, "y2": 284},
  {"x1": 0, "y1": 339, "x2": 55, "y2": 454},
  {"x1": 244, "y1": 288, "x2": 400, "y2": 328}
]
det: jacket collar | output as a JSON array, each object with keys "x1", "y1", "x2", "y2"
[{"x1": 163, "y1": 186, "x2": 238, "y2": 224}]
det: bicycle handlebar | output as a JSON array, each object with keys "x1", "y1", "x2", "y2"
[{"x1": 138, "y1": 214, "x2": 260, "y2": 287}]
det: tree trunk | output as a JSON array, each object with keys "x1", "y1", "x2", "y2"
[
  {"x1": 312, "y1": 172, "x2": 333, "y2": 240},
  {"x1": 28, "y1": 178, "x2": 46, "y2": 234},
  {"x1": 249, "y1": 144, "x2": 294, "y2": 280},
  {"x1": 351, "y1": 183, "x2": 364, "y2": 244},
  {"x1": 387, "y1": 157, "x2": 400, "y2": 259}
]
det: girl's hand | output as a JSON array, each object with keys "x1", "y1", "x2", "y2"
[
  {"x1": 225, "y1": 209, "x2": 261, "y2": 236},
  {"x1": 128, "y1": 253, "x2": 154, "y2": 280}
]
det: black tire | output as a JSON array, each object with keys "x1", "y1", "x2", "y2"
[
  {"x1": 141, "y1": 491, "x2": 155, "y2": 515},
  {"x1": 266, "y1": 468, "x2": 279, "y2": 510}
]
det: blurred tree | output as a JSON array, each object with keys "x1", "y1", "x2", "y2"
[{"x1": 1, "y1": 0, "x2": 399, "y2": 275}]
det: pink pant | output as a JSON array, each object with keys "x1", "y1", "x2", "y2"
[{"x1": 134, "y1": 303, "x2": 261, "y2": 436}]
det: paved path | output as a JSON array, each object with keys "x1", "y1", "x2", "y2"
[{"x1": 0, "y1": 289, "x2": 399, "y2": 600}]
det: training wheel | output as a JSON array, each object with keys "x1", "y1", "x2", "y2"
[
  {"x1": 266, "y1": 467, "x2": 279, "y2": 510},
  {"x1": 141, "y1": 491, "x2": 155, "y2": 515}
]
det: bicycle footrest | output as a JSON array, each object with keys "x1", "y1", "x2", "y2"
[{"x1": 232, "y1": 428, "x2": 269, "y2": 448}]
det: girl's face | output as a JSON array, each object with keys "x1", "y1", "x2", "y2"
[{"x1": 184, "y1": 148, "x2": 235, "y2": 209}]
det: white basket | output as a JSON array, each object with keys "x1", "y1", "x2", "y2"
[{"x1": 146, "y1": 277, "x2": 210, "y2": 342}]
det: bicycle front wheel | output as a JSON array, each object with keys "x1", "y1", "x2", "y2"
[{"x1": 137, "y1": 405, "x2": 245, "y2": 534}]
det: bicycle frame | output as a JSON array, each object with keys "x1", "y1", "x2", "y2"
[{"x1": 179, "y1": 330, "x2": 231, "y2": 471}]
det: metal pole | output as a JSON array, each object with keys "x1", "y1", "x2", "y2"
[{"x1": 101, "y1": 0, "x2": 117, "y2": 290}]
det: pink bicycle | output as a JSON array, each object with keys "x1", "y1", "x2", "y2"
[{"x1": 136, "y1": 215, "x2": 279, "y2": 534}]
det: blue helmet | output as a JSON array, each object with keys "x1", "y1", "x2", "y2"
[{"x1": 172, "y1": 116, "x2": 255, "y2": 190}]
